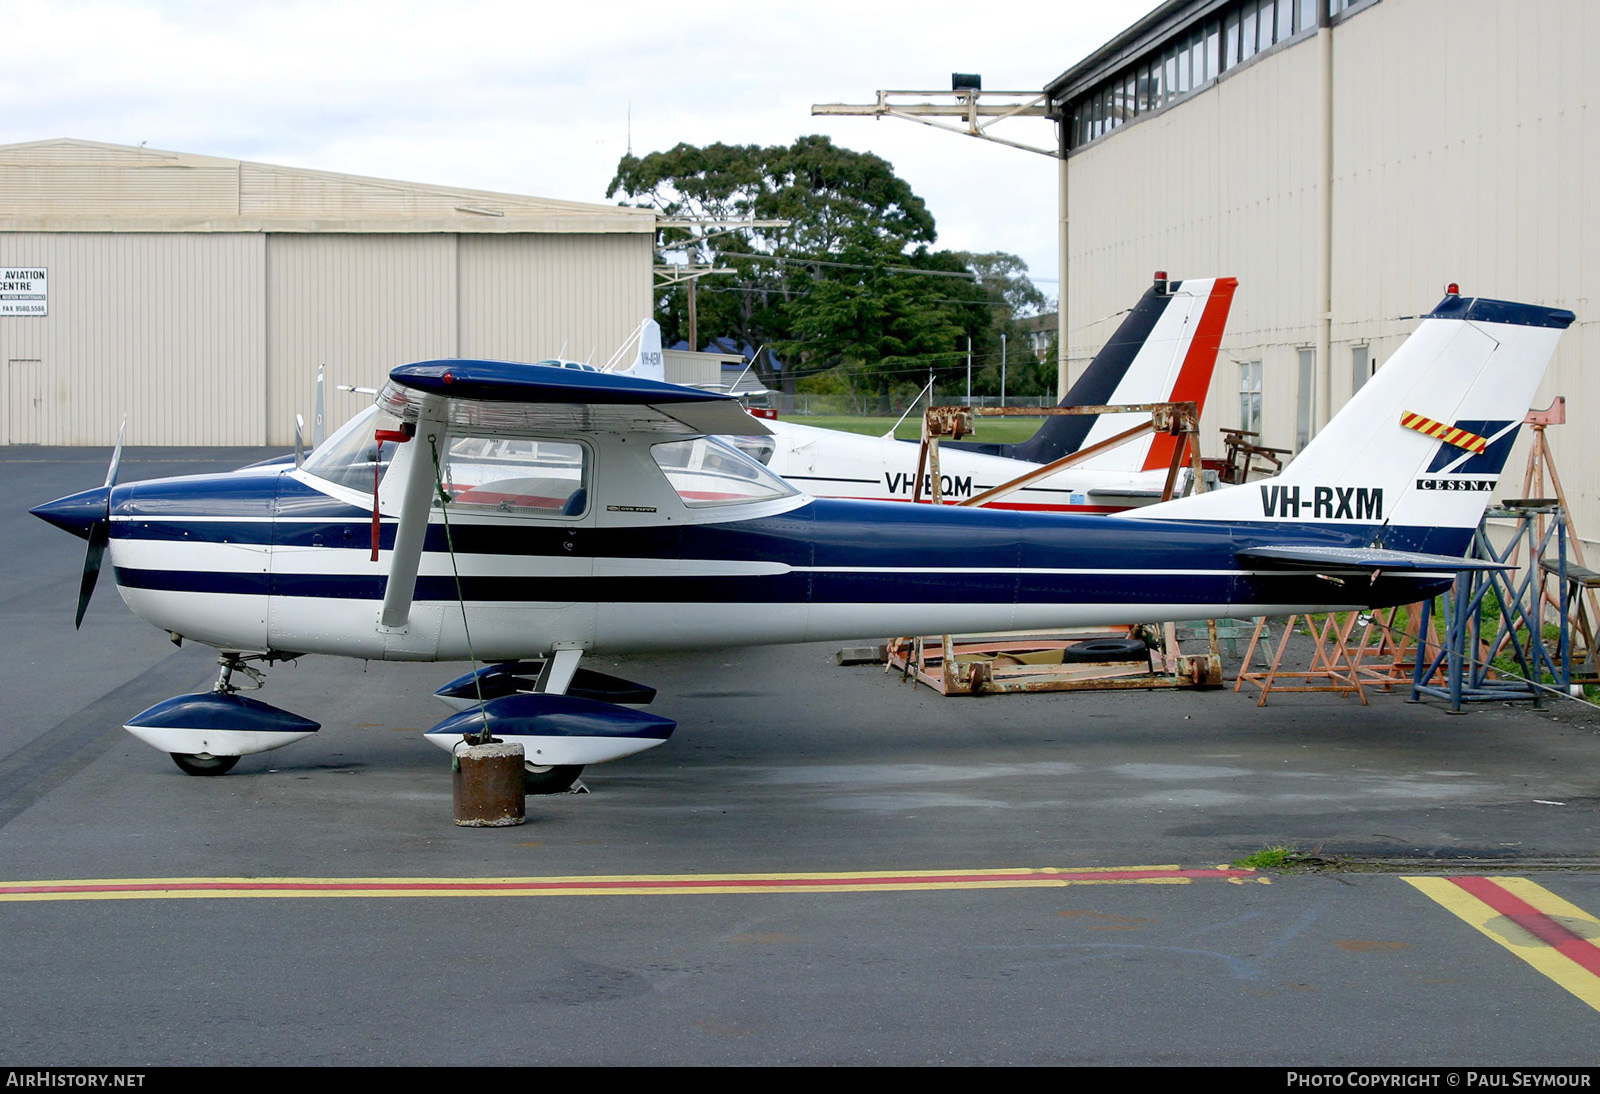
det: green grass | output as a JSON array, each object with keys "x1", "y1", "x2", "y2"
[
  {"x1": 794, "y1": 414, "x2": 1046, "y2": 444},
  {"x1": 1232, "y1": 845, "x2": 1308, "y2": 870}
]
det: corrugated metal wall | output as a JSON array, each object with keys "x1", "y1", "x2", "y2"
[
  {"x1": 0, "y1": 229, "x2": 652, "y2": 446},
  {"x1": 0, "y1": 141, "x2": 656, "y2": 446},
  {"x1": 1, "y1": 232, "x2": 265, "y2": 445},
  {"x1": 265, "y1": 234, "x2": 458, "y2": 444},
  {"x1": 1328, "y1": 0, "x2": 1600, "y2": 532},
  {"x1": 1066, "y1": 39, "x2": 1323, "y2": 464},
  {"x1": 458, "y1": 234, "x2": 653, "y2": 367},
  {"x1": 1063, "y1": 0, "x2": 1600, "y2": 533}
]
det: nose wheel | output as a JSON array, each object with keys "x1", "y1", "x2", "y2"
[{"x1": 128, "y1": 652, "x2": 316, "y2": 776}]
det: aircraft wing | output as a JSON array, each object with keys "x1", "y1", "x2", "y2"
[
  {"x1": 372, "y1": 358, "x2": 771, "y2": 631},
  {"x1": 378, "y1": 359, "x2": 771, "y2": 437},
  {"x1": 1237, "y1": 545, "x2": 1511, "y2": 572}
]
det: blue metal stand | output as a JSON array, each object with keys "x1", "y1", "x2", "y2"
[{"x1": 1411, "y1": 503, "x2": 1570, "y2": 712}]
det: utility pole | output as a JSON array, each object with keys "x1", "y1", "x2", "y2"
[
  {"x1": 653, "y1": 215, "x2": 788, "y2": 354},
  {"x1": 966, "y1": 336, "x2": 972, "y2": 402},
  {"x1": 653, "y1": 263, "x2": 732, "y2": 351},
  {"x1": 687, "y1": 277, "x2": 698, "y2": 350},
  {"x1": 1000, "y1": 332, "x2": 1007, "y2": 407}
]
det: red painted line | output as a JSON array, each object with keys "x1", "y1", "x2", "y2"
[
  {"x1": 829, "y1": 495, "x2": 1122, "y2": 514},
  {"x1": 3, "y1": 867, "x2": 1252, "y2": 896},
  {"x1": 1449, "y1": 876, "x2": 1600, "y2": 978},
  {"x1": 1142, "y1": 276, "x2": 1237, "y2": 472}
]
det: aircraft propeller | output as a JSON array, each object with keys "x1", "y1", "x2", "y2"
[{"x1": 74, "y1": 422, "x2": 124, "y2": 629}]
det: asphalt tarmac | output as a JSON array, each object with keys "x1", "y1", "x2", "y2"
[{"x1": 2, "y1": 447, "x2": 1598, "y2": 1067}]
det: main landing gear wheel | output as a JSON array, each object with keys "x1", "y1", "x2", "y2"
[
  {"x1": 170, "y1": 753, "x2": 240, "y2": 776},
  {"x1": 524, "y1": 763, "x2": 584, "y2": 795}
]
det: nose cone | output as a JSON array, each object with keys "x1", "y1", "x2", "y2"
[{"x1": 30, "y1": 486, "x2": 110, "y2": 540}]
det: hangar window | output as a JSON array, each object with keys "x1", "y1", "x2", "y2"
[
  {"x1": 650, "y1": 436, "x2": 797, "y2": 508},
  {"x1": 1351, "y1": 345, "x2": 1371, "y2": 395},
  {"x1": 1239, "y1": 361, "x2": 1262, "y2": 437},
  {"x1": 1058, "y1": 0, "x2": 1355, "y2": 151},
  {"x1": 1297, "y1": 347, "x2": 1316, "y2": 451}
]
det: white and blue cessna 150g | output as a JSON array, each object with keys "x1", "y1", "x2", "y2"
[{"x1": 30, "y1": 289, "x2": 1574, "y2": 790}]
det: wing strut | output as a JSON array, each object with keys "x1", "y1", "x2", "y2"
[{"x1": 379, "y1": 399, "x2": 447, "y2": 630}]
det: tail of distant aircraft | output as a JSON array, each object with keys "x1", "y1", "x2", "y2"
[
  {"x1": 607, "y1": 319, "x2": 666, "y2": 381},
  {"x1": 1133, "y1": 291, "x2": 1575, "y2": 557},
  {"x1": 947, "y1": 273, "x2": 1235, "y2": 472}
]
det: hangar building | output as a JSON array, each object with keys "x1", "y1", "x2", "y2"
[
  {"x1": 0, "y1": 139, "x2": 655, "y2": 446},
  {"x1": 1049, "y1": 0, "x2": 1599, "y2": 534}
]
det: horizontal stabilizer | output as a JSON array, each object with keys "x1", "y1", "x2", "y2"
[
  {"x1": 1238, "y1": 545, "x2": 1512, "y2": 572},
  {"x1": 379, "y1": 359, "x2": 770, "y2": 437}
]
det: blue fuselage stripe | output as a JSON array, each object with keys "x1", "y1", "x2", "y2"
[{"x1": 106, "y1": 476, "x2": 1460, "y2": 610}]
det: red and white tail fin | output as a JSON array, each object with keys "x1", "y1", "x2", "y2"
[{"x1": 1067, "y1": 274, "x2": 1235, "y2": 474}]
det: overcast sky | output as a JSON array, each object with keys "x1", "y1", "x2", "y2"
[{"x1": 4, "y1": 0, "x2": 1159, "y2": 297}]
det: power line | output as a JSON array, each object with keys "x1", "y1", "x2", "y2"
[{"x1": 661, "y1": 251, "x2": 981, "y2": 281}]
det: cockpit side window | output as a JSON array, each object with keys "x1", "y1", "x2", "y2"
[
  {"x1": 649, "y1": 436, "x2": 797, "y2": 508},
  {"x1": 434, "y1": 435, "x2": 590, "y2": 517}
]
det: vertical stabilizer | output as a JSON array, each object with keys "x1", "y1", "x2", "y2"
[
  {"x1": 1131, "y1": 292, "x2": 1575, "y2": 553},
  {"x1": 619, "y1": 319, "x2": 665, "y2": 381}
]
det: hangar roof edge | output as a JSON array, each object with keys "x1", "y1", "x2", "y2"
[{"x1": 0, "y1": 138, "x2": 656, "y2": 234}]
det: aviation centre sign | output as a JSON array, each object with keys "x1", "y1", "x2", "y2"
[{"x1": 0, "y1": 267, "x2": 47, "y2": 316}]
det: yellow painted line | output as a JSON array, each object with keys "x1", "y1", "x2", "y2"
[
  {"x1": 1404, "y1": 876, "x2": 1600, "y2": 1014},
  {"x1": 0, "y1": 864, "x2": 1255, "y2": 902}
]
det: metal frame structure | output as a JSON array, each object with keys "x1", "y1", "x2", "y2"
[
  {"x1": 1412, "y1": 503, "x2": 1572, "y2": 713},
  {"x1": 811, "y1": 89, "x2": 1057, "y2": 158},
  {"x1": 910, "y1": 400, "x2": 1204, "y2": 507},
  {"x1": 884, "y1": 399, "x2": 1222, "y2": 695}
]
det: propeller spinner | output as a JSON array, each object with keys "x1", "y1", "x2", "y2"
[{"x1": 29, "y1": 423, "x2": 124, "y2": 628}]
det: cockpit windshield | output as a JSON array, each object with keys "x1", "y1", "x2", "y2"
[{"x1": 301, "y1": 405, "x2": 399, "y2": 493}]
